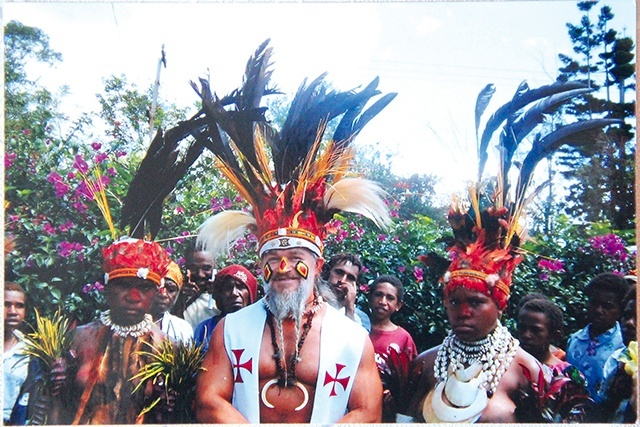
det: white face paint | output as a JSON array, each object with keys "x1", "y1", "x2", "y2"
[{"x1": 264, "y1": 275, "x2": 314, "y2": 322}]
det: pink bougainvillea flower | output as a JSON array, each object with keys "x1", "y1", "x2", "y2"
[
  {"x1": 176, "y1": 256, "x2": 186, "y2": 266},
  {"x1": 359, "y1": 284, "x2": 370, "y2": 293},
  {"x1": 23, "y1": 129, "x2": 31, "y2": 136},
  {"x1": 47, "y1": 172, "x2": 70, "y2": 198},
  {"x1": 71, "y1": 200, "x2": 88, "y2": 213},
  {"x1": 174, "y1": 206, "x2": 185, "y2": 215},
  {"x1": 222, "y1": 197, "x2": 233, "y2": 209},
  {"x1": 5, "y1": 152, "x2": 17, "y2": 168},
  {"x1": 91, "y1": 142, "x2": 102, "y2": 150},
  {"x1": 210, "y1": 198, "x2": 222, "y2": 212},
  {"x1": 390, "y1": 209, "x2": 399, "y2": 218},
  {"x1": 413, "y1": 266, "x2": 424, "y2": 283},
  {"x1": 361, "y1": 265, "x2": 370, "y2": 274},
  {"x1": 378, "y1": 234, "x2": 387, "y2": 241},
  {"x1": 106, "y1": 167, "x2": 117, "y2": 177},
  {"x1": 94, "y1": 152, "x2": 108, "y2": 163},
  {"x1": 59, "y1": 220, "x2": 75, "y2": 233},
  {"x1": 234, "y1": 195, "x2": 243, "y2": 203},
  {"x1": 43, "y1": 222, "x2": 57, "y2": 235},
  {"x1": 67, "y1": 172, "x2": 76, "y2": 180},
  {"x1": 538, "y1": 258, "x2": 565, "y2": 273},
  {"x1": 589, "y1": 234, "x2": 628, "y2": 261},
  {"x1": 398, "y1": 265, "x2": 406, "y2": 273},
  {"x1": 73, "y1": 154, "x2": 89, "y2": 174}
]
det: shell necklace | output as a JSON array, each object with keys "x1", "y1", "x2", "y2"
[
  {"x1": 434, "y1": 321, "x2": 518, "y2": 398},
  {"x1": 100, "y1": 310, "x2": 153, "y2": 338}
]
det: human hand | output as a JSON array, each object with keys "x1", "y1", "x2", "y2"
[
  {"x1": 50, "y1": 357, "x2": 68, "y2": 396},
  {"x1": 182, "y1": 270, "x2": 199, "y2": 298}
]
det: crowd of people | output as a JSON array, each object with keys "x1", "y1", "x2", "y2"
[
  {"x1": 3, "y1": 240, "x2": 636, "y2": 424},
  {"x1": 3, "y1": 40, "x2": 637, "y2": 424}
]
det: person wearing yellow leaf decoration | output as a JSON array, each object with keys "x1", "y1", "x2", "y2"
[
  {"x1": 48, "y1": 238, "x2": 173, "y2": 424},
  {"x1": 192, "y1": 40, "x2": 396, "y2": 423}
]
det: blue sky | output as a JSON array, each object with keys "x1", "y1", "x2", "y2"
[{"x1": 5, "y1": 1, "x2": 636, "y2": 197}]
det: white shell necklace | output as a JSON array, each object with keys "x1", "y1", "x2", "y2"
[
  {"x1": 434, "y1": 321, "x2": 518, "y2": 398},
  {"x1": 100, "y1": 310, "x2": 153, "y2": 338}
]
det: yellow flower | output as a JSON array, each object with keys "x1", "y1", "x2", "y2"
[{"x1": 617, "y1": 341, "x2": 638, "y2": 378}]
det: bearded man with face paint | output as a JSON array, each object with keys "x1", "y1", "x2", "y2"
[{"x1": 191, "y1": 40, "x2": 396, "y2": 423}]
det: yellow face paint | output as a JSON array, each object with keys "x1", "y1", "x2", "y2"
[
  {"x1": 295, "y1": 261, "x2": 309, "y2": 279},
  {"x1": 263, "y1": 264, "x2": 273, "y2": 282}
]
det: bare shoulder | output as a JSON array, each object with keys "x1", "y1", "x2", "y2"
[
  {"x1": 504, "y1": 347, "x2": 542, "y2": 390},
  {"x1": 410, "y1": 345, "x2": 440, "y2": 379}
]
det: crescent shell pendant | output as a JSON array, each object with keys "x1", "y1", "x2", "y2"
[{"x1": 260, "y1": 378, "x2": 310, "y2": 411}]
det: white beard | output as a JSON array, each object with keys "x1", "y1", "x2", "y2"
[{"x1": 264, "y1": 275, "x2": 314, "y2": 322}]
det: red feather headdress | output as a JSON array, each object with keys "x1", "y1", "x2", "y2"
[{"x1": 193, "y1": 40, "x2": 396, "y2": 259}]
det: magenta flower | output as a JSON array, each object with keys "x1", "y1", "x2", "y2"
[
  {"x1": 106, "y1": 167, "x2": 117, "y2": 177},
  {"x1": 349, "y1": 222, "x2": 357, "y2": 230},
  {"x1": 174, "y1": 206, "x2": 185, "y2": 215},
  {"x1": 589, "y1": 234, "x2": 628, "y2": 261},
  {"x1": 361, "y1": 266, "x2": 370, "y2": 274},
  {"x1": 176, "y1": 256, "x2": 186, "y2": 266},
  {"x1": 116, "y1": 150, "x2": 127, "y2": 158},
  {"x1": 377, "y1": 234, "x2": 387, "y2": 241},
  {"x1": 538, "y1": 258, "x2": 565, "y2": 273},
  {"x1": 539, "y1": 273, "x2": 549, "y2": 281},
  {"x1": 234, "y1": 196, "x2": 243, "y2": 203},
  {"x1": 222, "y1": 197, "x2": 233, "y2": 209},
  {"x1": 5, "y1": 152, "x2": 17, "y2": 168},
  {"x1": 73, "y1": 154, "x2": 89, "y2": 174},
  {"x1": 43, "y1": 222, "x2": 57, "y2": 235},
  {"x1": 210, "y1": 198, "x2": 222, "y2": 212},
  {"x1": 359, "y1": 284, "x2": 370, "y2": 293},
  {"x1": 47, "y1": 172, "x2": 70, "y2": 198},
  {"x1": 176, "y1": 230, "x2": 190, "y2": 244},
  {"x1": 247, "y1": 233, "x2": 258, "y2": 243},
  {"x1": 59, "y1": 220, "x2": 75, "y2": 233},
  {"x1": 91, "y1": 142, "x2": 102, "y2": 150},
  {"x1": 71, "y1": 201, "x2": 88, "y2": 213},
  {"x1": 413, "y1": 266, "x2": 424, "y2": 282},
  {"x1": 390, "y1": 209, "x2": 399, "y2": 218},
  {"x1": 67, "y1": 172, "x2": 76, "y2": 180},
  {"x1": 23, "y1": 129, "x2": 31, "y2": 136},
  {"x1": 57, "y1": 241, "x2": 76, "y2": 257},
  {"x1": 94, "y1": 152, "x2": 108, "y2": 163},
  {"x1": 398, "y1": 265, "x2": 406, "y2": 273},
  {"x1": 165, "y1": 246, "x2": 174, "y2": 256}
]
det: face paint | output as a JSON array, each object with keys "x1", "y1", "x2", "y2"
[
  {"x1": 295, "y1": 261, "x2": 309, "y2": 279},
  {"x1": 263, "y1": 264, "x2": 273, "y2": 282},
  {"x1": 278, "y1": 257, "x2": 289, "y2": 272}
]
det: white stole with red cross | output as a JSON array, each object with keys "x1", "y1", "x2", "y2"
[{"x1": 223, "y1": 298, "x2": 366, "y2": 423}]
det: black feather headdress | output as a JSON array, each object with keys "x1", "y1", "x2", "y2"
[
  {"x1": 428, "y1": 80, "x2": 621, "y2": 309},
  {"x1": 193, "y1": 39, "x2": 397, "y2": 259}
]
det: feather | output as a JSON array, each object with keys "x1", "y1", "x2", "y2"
[
  {"x1": 196, "y1": 210, "x2": 257, "y2": 259},
  {"x1": 474, "y1": 83, "x2": 496, "y2": 145},
  {"x1": 120, "y1": 115, "x2": 208, "y2": 239},
  {"x1": 515, "y1": 118, "x2": 623, "y2": 202},
  {"x1": 324, "y1": 178, "x2": 392, "y2": 229}
]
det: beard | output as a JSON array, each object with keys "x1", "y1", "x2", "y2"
[{"x1": 264, "y1": 275, "x2": 315, "y2": 322}]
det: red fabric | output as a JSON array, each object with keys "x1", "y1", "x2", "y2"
[
  {"x1": 369, "y1": 326, "x2": 418, "y2": 361},
  {"x1": 215, "y1": 264, "x2": 258, "y2": 303}
]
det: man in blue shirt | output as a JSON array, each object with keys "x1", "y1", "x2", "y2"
[{"x1": 566, "y1": 272, "x2": 630, "y2": 402}]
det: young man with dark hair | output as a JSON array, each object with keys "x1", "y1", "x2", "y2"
[
  {"x1": 322, "y1": 253, "x2": 371, "y2": 331},
  {"x1": 566, "y1": 272, "x2": 630, "y2": 401}
]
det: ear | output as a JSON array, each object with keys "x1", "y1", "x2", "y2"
[
  {"x1": 396, "y1": 301, "x2": 403, "y2": 312},
  {"x1": 315, "y1": 257, "x2": 325, "y2": 273}
]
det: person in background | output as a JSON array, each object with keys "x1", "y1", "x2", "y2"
[
  {"x1": 193, "y1": 264, "x2": 258, "y2": 353},
  {"x1": 566, "y1": 272, "x2": 630, "y2": 402},
  {"x1": 367, "y1": 275, "x2": 417, "y2": 422},
  {"x1": 322, "y1": 253, "x2": 371, "y2": 331},
  {"x1": 516, "y1": 292, "x2": 567, "y2": 361},
  {"x1": 368, "y1": 274, "x2": 417, "y2": 363},
  {"x1": 171, "y1": 245, "x2": 220, "y2": 329},
  {"x1": 517, "y1": 297, "x2": 567, "y2": 369},
  {"x1": 150, "y1": 260, "x2": 193, "y2": 343},
  {"x1": 597, "y1": 283, "x2": 636, "y2": 423},
  {"x1": 4, "y1": 283, "x2": 29, "y2": 424}
]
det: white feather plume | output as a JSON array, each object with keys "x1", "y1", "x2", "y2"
[
  {"x1": 324, "y1": 178, "x2": 392, "y2": 229},
  {"x1": 196, "y1": 210, "x2": 257, "y2": 259}
]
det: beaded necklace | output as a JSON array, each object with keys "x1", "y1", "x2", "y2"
[
  {"x1": 99, "y1": 310, "x2": 153, "y2": 338},
  {"x1": 264, "y1": 295, "x2": 324, "y2": 388},
  {"x1": 434, "y1": 322, "x2": 518, "y2": 398}
]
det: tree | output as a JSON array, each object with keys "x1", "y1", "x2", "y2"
[{"x1": 555, "y1": 1, "x2": 635, "y2": 231}]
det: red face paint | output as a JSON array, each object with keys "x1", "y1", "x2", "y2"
[{"x1": 295, "y1": 261, "x2": 309, "y2": 279}]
